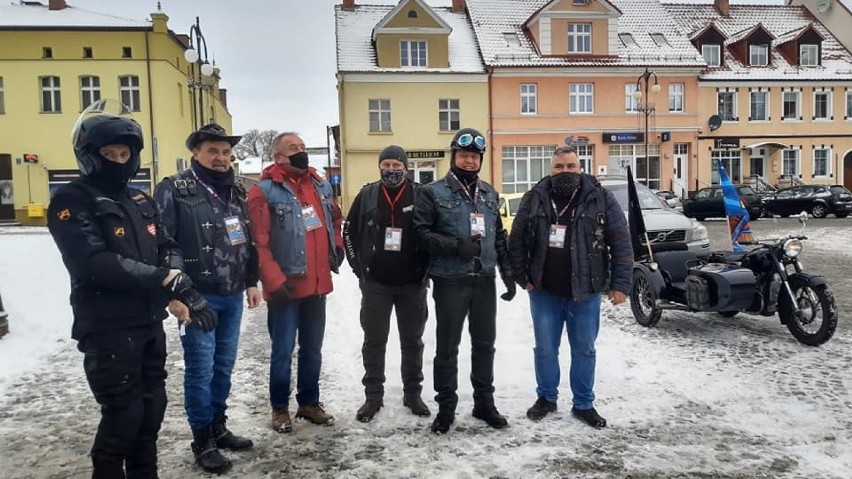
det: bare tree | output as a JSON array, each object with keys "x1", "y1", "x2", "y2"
[{"x1": 233, "y1": 129, "x2": 278, "y2": 161}]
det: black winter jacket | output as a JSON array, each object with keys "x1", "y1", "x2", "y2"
[
  {"x1": 47, "y1": 179, "x2": 180, "y2": 340},
  {"x1": 508, "y1": 175, "x2": 633, "y2": 300}
]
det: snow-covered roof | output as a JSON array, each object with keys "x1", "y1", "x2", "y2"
[
  {"x1": 335, "y1": 3, "x2": 485, "y2": 73},
  {"x1": 0, "y1": 3, "x2": 149, "y2": 29},
  {"x1": 663, "y1": 3, "x2": 852, "y2": 81},
  {"x1": 466, "y1": 0, "x2": 705, "y2": 68}
]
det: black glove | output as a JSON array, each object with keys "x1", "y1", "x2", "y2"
[
  {"x1": 500, "y1": 277, "x2": 517, "y2": 302},
  {"x1": 268, "y1": 284, "x2": 293, "y2": 305},
  {"x1": 165, "y1": 272, "x2": 217, "y2": 332},
  {"x1": 457, "y1": 234, "x2": 482, "y2": 260}
]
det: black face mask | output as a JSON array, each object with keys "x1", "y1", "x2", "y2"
[
  {"x1": 551, "y1": 172, "x2": 581, "y2": 198},
  {"x1": 288, "y1": 151, "x2": 310, "y2": 170},
  {"x1": 90, "y1": 158, "x2": 136, "y2": 191},
  {"x1": 451, "y1": 164, "x2": 479, "y2": 184},
  {"x1": 380, "y1": 168, "x2": 406, "y2": 188}
]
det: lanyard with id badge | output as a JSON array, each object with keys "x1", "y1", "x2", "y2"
[
  {"x1": 382, "y1": 184, "x2": 408, "y2": 251},
  {"x1": 302, "y1": 205, "x2": 323, "y2": 232},
  {"x1": 549, "y1": 192, "x2": 576, "y2": 249}
]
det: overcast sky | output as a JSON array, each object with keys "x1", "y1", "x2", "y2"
[{"x1": 68, "y1": 0, "x2": 784, "y2": 147}]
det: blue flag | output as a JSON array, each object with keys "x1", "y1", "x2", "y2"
[{"x1": 718, "y1": 164, "x2": 753, "y2": 252}]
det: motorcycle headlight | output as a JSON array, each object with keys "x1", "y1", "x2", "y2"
[
  {"x1": 783, "y1": 238, "x2": 803, "y2": 258},
  {"x1": 690, "y1": 220, "x2": 709, "y2": 241}
]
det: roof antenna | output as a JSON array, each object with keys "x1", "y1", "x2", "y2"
[{"x1": 157, "y1": 1, "x2": 161, "y2": 11}]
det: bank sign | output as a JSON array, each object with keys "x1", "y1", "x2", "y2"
[{"x1": 602, "y1": 132, "x2": 644, "y2": 144}]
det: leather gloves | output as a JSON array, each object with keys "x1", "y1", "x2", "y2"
[
  {"x1": 500, "y1": 277, "x2": 517, "y2": 302},
  {"x1": 457, "y1": 234, "x2": 482, "y2": 260},
  {"x1": 164, "y1": 272, "x2": 218, "y2": 332},
  {"x1": 268, "y1": 284, "x2": 293, "y2": 305}
]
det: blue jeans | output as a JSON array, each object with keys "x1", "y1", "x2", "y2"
[
  {"x1": 180, "y1": 291, "x2": 244, "y2": 430},
  {"x1": 267, "y1": 295, "x2": 326, "y2": 409},
  {"x1": 528, "y1": 290, "x2": 601, "y2": 410}
]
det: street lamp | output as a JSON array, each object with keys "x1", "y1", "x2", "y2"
[
  {"x1": 184, "y1": 17, "x2": 215, "y2": 130},
  {"x1": 632, "y1": 67, "x2": 661, "y2": 189}
]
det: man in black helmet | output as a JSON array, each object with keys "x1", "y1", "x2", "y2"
[
  {"x1": 47, "y1": 101, "x2": 216, "y2": 479},
  {"x1": 413, "y1": 128, "x2": 516, "y2": 434},
  {"x1": 154, "y1": 122, "x2": 260, "y2": 474},
  {"x1": 343, "y1": 145, "x2": 431, "y2": 423}
]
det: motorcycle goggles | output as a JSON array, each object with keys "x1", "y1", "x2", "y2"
[{"x1": 456, "y1": 133, "x2": 486, "y2": 151}]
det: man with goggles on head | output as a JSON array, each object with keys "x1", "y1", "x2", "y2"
[{"x1": 413, "y1": 127, "x2": 516, "y2": 434}]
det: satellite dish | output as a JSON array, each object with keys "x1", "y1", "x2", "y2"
[
  {"x1": 817, "y1": 0, "x2": 832, "y2": 14},
  {"x1": 708, "y1": 115, "x2": 722, "y2": 131}
]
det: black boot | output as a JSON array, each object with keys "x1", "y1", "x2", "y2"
[
  {"x1": 430, "y1": 407, "x2": 455, "y2": 434},
  {"x1": 403, "y1": 393, "x2": 431, "y2": 417},
  {"x1": 212, "y1": 413, "x2": 254, "y2": 451},
  {"x1": 472, "y1": 402, "x2": 509, "y2": 429},
  {"x1": 356, "y1": 398, "x2": 383, "y2": 423},
  {"x1": 571, "y1": 406, "x2": 607, "y2": 429},
  {"x1": 191, "y1": 425, "x2": 232, "y2": 474},
  {"x1": 526, "y1": 397, "x2": 557, "y2": 421}
]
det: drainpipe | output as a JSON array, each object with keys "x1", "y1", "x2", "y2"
[
  {"x1": 487, "y1": 66, "x2": 495, "y2": 187},
  {"x1": 145, "y1": 30, "x2": 157, "y2": 184}
]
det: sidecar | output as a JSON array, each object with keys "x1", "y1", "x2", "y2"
[{"x1": 630, "y1": 245, "x2": 756, "y2": 327}]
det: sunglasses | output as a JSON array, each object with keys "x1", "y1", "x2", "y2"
[{"x1": 456, "y1": 133, "x2": 486, "y2": 150}]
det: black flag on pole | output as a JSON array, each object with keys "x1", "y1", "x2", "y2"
[{"x1": 627, "y1": 166, "x2": 648, "y2": 259}]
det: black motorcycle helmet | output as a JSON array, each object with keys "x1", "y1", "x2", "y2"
[
  {"x1": 72, "y1": 100, "x2": 144, "y2": 177},
  {"x1": 450, "y1": 127, "x2": 486, "y2": 157}
]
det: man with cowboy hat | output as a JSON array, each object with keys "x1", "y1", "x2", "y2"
[{"x1": 154, "y1": 123, "x2": 261, "y2": 473}]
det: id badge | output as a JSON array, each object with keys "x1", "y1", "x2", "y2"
[
  {"x1": 224, "y1": 216, "x2": 247, "y2": 245},
  {"x1": 384, "y1": 227, "x2": 403, "y2": 251},
  {"x1": 302, "y1": 205, "x2": 322, "y2": 231},
  {"x1": 470, "y1": 213, "x2": 486, "y2": 237},
  {"x1": 549, "y1": 224, "x2": 567, "y2": 249}
]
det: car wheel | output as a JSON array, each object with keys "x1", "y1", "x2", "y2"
[{"x1": 811, "y1": 203, "x2": 828, "y2": 219}]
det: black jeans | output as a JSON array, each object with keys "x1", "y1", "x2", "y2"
[
  {"x1": 359, "y1": 279, "x2": 428, "y2": 399},
  {"x1": 431, "y1": 275, "x2": 497, "y2": 411},
  {"x1": 77, "y1": 323, "x2": 167, "y2": 479}
]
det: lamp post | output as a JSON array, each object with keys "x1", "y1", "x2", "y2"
[
  {"x1": 184, "y1": 17, "x2": 215, "y2": 130},
  {"x1": 632, "y1": 67, "x2": 661, "y2": 188}
]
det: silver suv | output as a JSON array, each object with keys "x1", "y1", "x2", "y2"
[{"x1": 599, "y1": 177, "x2": 710, "y2": 253}]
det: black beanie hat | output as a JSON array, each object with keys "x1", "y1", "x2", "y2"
[{"x1": 378, "y1": 145, "x2": 408, "y2": 169}]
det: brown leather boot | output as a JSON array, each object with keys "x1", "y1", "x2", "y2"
[
  {"x1": 296, "y1": 403, "x2": 335, "y2": 425},
  {"x1": 403, "y1": 393, "x2": 431, "y2": 417},
  {"x1": 271, "y1": 408, "x2": 292, "y2": 433}
]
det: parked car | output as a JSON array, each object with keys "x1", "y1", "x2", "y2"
[
  {"x1": 499, "y1": 192, "x2": 525, "y2": 235},
  {"x1": 653, "y1": 190, "x2": 683, "y2": 210},
  {"x1": 681, "y1": 185, "x2": 765, "y2": 221},
  {"x1": 763, "y1": 184, "x2": 852, "y2": 218},
  {"x1": 600, "y1": 177, "x2": 710, "y2": 253}
]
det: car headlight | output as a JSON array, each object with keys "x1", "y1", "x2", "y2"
[
  {"x1": 690, "y1": 220, "x2": 709, "y2": 241},
  {"x1": 783, "y1": 238, "x2": 803, "y2": 258}
]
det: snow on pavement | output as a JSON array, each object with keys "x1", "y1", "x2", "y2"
[{"x1": 0, "y1": 227, "x2": 850, "y2": 478}]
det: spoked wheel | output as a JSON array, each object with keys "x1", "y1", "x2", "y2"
[
  {"x1": 810, "y1": 203, "x2": 828, "y2": 218},
  {"x1": 631, "y1": 270, "x2": 662, "y2": 327},
  {"x1": 779, "y1": 280, "x2": 837, "y2": 346}
]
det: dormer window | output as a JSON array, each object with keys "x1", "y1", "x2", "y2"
[
  {"x1": 407, "y1": 10, "x2": 417, "y2": 18},
  {"x1": 800, "y1": 44, "x2": 819, "y2": 66},
  {"x1": 749, "y1": 44, "x2": 768, "y2": 66},
  {"x1": 400, "y1": 40, "x2": 427, "y2": 67},
  {"x1": 568, "y1": 23, "x2": 592, "y2": 53},
  {"x1": 702, "y1": 44, "x2": 721, "y2": 66},
  {"x1": 650, "y1": 33, "x2": 670, "y2": 48},
  {"x1": 619, "y1": 33, "x2": 637, "y2": 48},
  {"x1": 503, "y1": 33, "x2": 521, "y2": 46}
]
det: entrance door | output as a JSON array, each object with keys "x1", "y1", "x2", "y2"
[
  {"x1": 750, "y1": 157, "x2": 764, "y2": 177},
  {"x1": 845, "y1": 151, "x2": 852, "y2": 192},
  {"x1": 0, "y1": 154, "x2": 13, "y2": 221},
  {"x1": 412, "y1": 161, "x2": 436, "y2": 185},
  {"x1": 673, "y1": 143, "x2": 689, "y2": 198}
]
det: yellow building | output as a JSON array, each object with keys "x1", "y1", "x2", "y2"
[
  {"x1": 335, "y1": 0, "x2": 488, "y2": 212},
  {"x1": 0, "y1": 0, "x2": 233, "y2": 225}
]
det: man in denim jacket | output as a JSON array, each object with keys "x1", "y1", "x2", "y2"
[
  {"x1": 247, "y1": 132, "x2": 343, "y2": 433},
  {"x1": 413, "y1": 128, "x2": 516, "y2": 434}
]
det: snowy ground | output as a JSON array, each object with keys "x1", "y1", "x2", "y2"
[{"x1": 0, "y1": 220, "x2": 850, "y2": 478}]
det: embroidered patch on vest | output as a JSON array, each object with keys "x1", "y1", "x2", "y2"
[
  {"x1": 57, "y1": 208, "x2": 71, "y2": 220},
  {"x1": 114, "y1": 227, "x2": 125, "y2": 238},
  {"x1": 147, "y1": 223, "x2": 157, "y2": 236}
]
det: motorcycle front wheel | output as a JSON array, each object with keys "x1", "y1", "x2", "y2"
[
  {"x1": 779, "y1": 279, "x2": 837, "y2": 346},
  {"x1": 631, "y1": 270, "x2": 662, "y2": 327}
]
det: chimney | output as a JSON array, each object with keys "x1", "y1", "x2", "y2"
[
  {"x1": 48, "y1": 0, "x2": 67, "y2": 10},
  {"x1": 452, "y1": 0, "x2": 466, "y2": 14},
  {"x1": 714, "y1": 0, "x2": 730, "y2": 17},
  {"x1": 218, "y1": 89, "x2": 228, "y2": 109},
  {"x1": 342, "y1": 0, "x2": 355, "y2": 11}
]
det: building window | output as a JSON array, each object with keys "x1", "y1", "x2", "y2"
[
  {"x1": 813, "y1": 148, "x2": 831, "y2": 177},
  {"x1": 575, "y1": 144, "x2": 593, "y2": 173},
  {"x1": 669, "y1": 83, "x2": 684, "y2": 113},
  {"x1": 122, "y1": 47, "x2": 132, "y2": 58},
  {"x1": 368, "y1": 99, "x2": 391, "y2": 132},
  {"x1": 711, "y1": 150, "x2": 742, "y2": 184},
  {"x1": 569, "y1": 83, "x2": 594, "y2": 113},
  {"x1": 650, "y1": 33, "x2": 670, "y2": 48},
  {"x1": 800, "y1": 44, "x2": 818, "y2": 66},
  {"x1": 407, "y1": 9, "x2": 417, "y2": 18},
  {"x1": 80, "y1": 76, "x2": 101, "y2": 110},
  {"x1": 608, "y1": 144, "x2": 660, "y2": 187},
  {"x1": 702, "y1": 44, "x2": 721, "y2": 66},
  {"x1": 119, "y1": 75, "x2": 141, "y2": 112},
  {"x1": 847, "y1": 90, "x2": 852, "y2": 119},
  {"x1": 625, "y1": 83, "x2": 639, "y2": 112},
  {"x1": 568, "y1": 23, "x2": 592, "y2": 53},
  {"x1": 814, "y1": 91, "x2": 831, "y2": 120},
  {"x1": 438, "y1": 99, "x2": 460, "y2": 132},
  {"x1": 0, "y1": 77, "x2": 4, "y2": 114},
  {"x1": 83, "y1": 47, "x2": 93, "y2": 58},
  {"x1": 782, "y1": 91, "x2": 800, "y2": 120},
  {"x1": 520, "y1": 83, "x2": 537, "y2": 114},
  {"x1": 717, "y1": 91, "x2": 737, "y2": 121},
  {"x1": 782, "y1": 149, "x2": 800, "y2": 177},
  {"x1": 749, "y1": 44, "x2": 768, "y2": 66},
  {"x1": 43, "y1": 47, "x2": 53, "y2": 58},
  {"x1": 501, "y1": 145, "x2": 556, "y2": 193},
  {"x1": 40, "y1": 76, "x2": 61, "y2": 113},
  {"x1": 750, "y1": 91, "x2": 768, "y2": 121},
  {"x1": 400, "y1": 40, "x2": 427, "y2": 67},
  {"x1": 619, "y1": 33, "x2": 637, "y2": 48}
]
